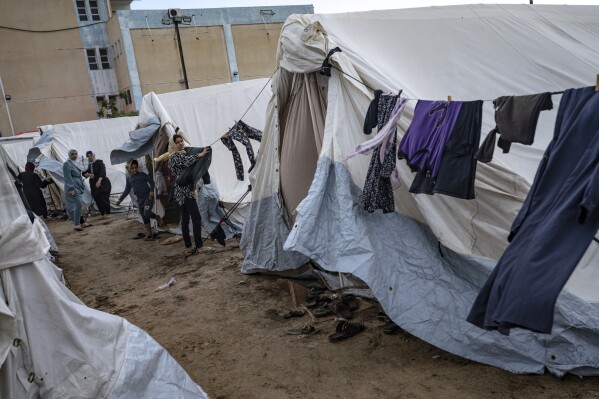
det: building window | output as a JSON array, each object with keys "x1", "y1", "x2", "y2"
[
  {"x1": 76, "y1": 0, "x2": 88, "y2": 21},
  {"x1": 96, "y1": 96, "x2": 105, "y2": 110},
  {"x1": 86, "y1": 48, "x2": 111, "y2": 70},
  {"x1": 99, "y1": 48, "x2": 110, "y2": 69},
  {"x1": 126, "y1": 90, "x2": 132, "y2": 105},
  {"x1": 86, "y1": 49, "x2": 98, "y2": 70},
  {"x1": 89, "y1": 0, "x2": 101, "y2": 21}
]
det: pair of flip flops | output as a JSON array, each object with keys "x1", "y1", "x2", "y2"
[
  {"x1": 287, "y1": 325, "x2": 320, "y2": 335},
  {"x1": 328, "y1": 321, "x2": 365, "y2": 342},
  {"x1": 314, "y1": 294, "x2": 360, "y2": 319}
]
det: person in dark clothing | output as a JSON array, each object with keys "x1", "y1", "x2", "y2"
[
  {"x1": 168, "y1": 133, "x2": 210, "y2": 257},
  {"x1": 83, "y1": 151, "x2": 112, "y2": 218},
  {"x1": 115, "y1": 160, "x2": 163, "y2": 240},
  {"x1": 18, "y1": 161, "x2": 52, "y2": 218}
]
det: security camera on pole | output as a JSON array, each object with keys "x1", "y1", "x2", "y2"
[{"x1": 162, "y1": 9, "x2": 193, "y2": 90}]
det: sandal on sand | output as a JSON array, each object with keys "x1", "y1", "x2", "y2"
[
  {"x1": 313, "y1": 305, "x2": 334, "y2": 318},
  {"x1": 81, "y1": 222, "x2": 93, "y2": 228},
  {"x1": 183, "y1": 247, "x2": 199, "y2": 258},
  {"x1": 132, "y1": 233, "x2": 146, "y2": 240},
  {"x1": 287, "y1": 325, "x2": 320, "y2": 335},
  {"x1": 328, "y1": 321, "x2": 365, "y2": 343},
  {"x1": 74, "y1": 225, "x2": 83, "y2": 231},
  {"x1": 330, "y1": 300, "x2": 353, "y2": 319},
  {"x1": 341, "y1": 294, "x2": 360, "y2": 311},
  {"x1": 283, "y1": 310, "x2": 305, "y2": 319}
]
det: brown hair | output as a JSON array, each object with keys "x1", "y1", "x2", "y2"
[{"x1": 173, "y1": 133, "x2": 184, "y2": 143}]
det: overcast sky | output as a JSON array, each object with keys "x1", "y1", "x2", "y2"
[{"x1": 131, "y1": 0, "x2": 599, "y2": 13}]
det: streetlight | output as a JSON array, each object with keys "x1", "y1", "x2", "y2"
[{"x1": 162, "y1": 8, "x2": 193, "y2": 90}]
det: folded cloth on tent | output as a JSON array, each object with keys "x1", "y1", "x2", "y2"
[
  {"x1": 475, "y1": 92, "x2": 553, "y2": 163},
  {"x1": 467, "y1": 86, "x2": 599, "y2": 335},
  {"x1": 398, "y1": 100, "x2": 462, "y2": 179},
  {"x1": 410, "y1": 100, "x2": 483, "y2": 199},
  {"x1": 221, "y1": 120, "x2": 263, "y2": 181},
  {"x1": 360, "y1": 93, "x2": 401, "y2": 213}
]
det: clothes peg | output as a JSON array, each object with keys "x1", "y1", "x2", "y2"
[{"x1": 447, "y1": 95, "x2": 452, "y2": 103}]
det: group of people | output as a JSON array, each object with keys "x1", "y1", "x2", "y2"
[
  {"x1": 58, "y1": 133, "x2": 211, "y2": 256},
  {"x1": 62, "y1": 149, "x2": 112, "y2": 231}
]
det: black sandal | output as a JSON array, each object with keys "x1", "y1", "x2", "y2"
[{"x1": 183, "y1": 247, "x2": 199, "y2": 258}]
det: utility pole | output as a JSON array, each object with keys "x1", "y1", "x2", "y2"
[
  {"x1": 162, "y1": 9, "x2": 192, "y2": 90},
  {"x1": 530, "y1": 0, "x2": 533, "y2": 4}
]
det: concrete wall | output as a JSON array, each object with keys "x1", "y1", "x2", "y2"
[
  {"x1": 107, "y1": 14, "x2": 135, "y2": 112},
  {"x1": 231, "y1": 23, "x2": 283, "y2": 81},
  {"x1": 0, "y1": 0, "x2": 97, "y2": 135},
  {"x1": 117, "y1": 5, "x2": 314, "y2": 106},
  {"x1": 130, "y1": 25, "x2": 231, "y2": 95}
]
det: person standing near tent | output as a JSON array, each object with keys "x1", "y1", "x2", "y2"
[
  {"x1": 63, "y1": 149, "x2": 90, "y2": 231},
  {"x1": 18, "y1": 161, "x2": 52, "y2": 219},
  {"x1": 168, "y1": 133, "x2": 211, "y2": 257},
  {"x1": 83, "y1": 150, "x2": 112, "y2": 219},
  {"x1": 115, "y1": 159, "x2": 163, "y2": 240}
]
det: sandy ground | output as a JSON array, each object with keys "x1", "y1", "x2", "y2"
[{"x1": 47, "y1": 215, "x2": 599, "y2": 399}]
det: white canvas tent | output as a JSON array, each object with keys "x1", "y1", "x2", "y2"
[
  {"x1": 241, "y1": 5, "x2": 599, "y2": 375},
  {"x1": 0, "y1": 147, "x2": 208, "y2": 398},
  {"x1": 28, "y1": 117, "x2": 138, "y2": 211},
  {"x1": 111, "y1": 79, "x2": 272, "y2": 226},
  {"x1": 0, "y1": 132, "x2": 40, "y2": 174}
]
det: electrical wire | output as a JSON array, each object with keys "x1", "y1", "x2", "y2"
[{"x1": 0, "y1": 20, "x2": 106, "y2": 33}]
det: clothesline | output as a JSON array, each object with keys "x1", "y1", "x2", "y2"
[
  {"x1": 327, "y1": 64, "x2": 566, "y2": 102},
  {"x1": 206, "y1": 67, "x2": 279, "y2": 148}
]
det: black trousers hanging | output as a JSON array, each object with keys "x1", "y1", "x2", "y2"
[{"x1": 180, "y1": 196, "x2": 203, "y2": 249}]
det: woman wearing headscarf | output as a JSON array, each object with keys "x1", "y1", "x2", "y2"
[
  {"x1": 167, "y1": 133, "x2": 211, "y2": 257},
  {"x1": 18, "y1": 161, "x2": 52, "y2": 219},
  {"x1": 83, "y1": 150, "x2": 112, "y2": 218},
  {"x1": 63, "y1": 149, "x2": 90, "y2": 231}
]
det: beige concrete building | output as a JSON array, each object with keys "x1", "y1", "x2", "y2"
[{"x1": 0, "y1": 1, "x2": 313, "y2": 136}]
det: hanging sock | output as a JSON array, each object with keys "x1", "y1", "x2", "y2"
[{"x1": 475, "y1": 92, "x2": 553, "y2": 163}]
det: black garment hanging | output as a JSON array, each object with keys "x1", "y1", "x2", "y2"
[
  {"x1": 363, "y1": 90, "x2": 383, "y2": 134},
  {"x1": 410, "y1": 100, "x2": 483, "y2": 199},
  {"x1": 476, "y1": 93, "x2": 553, "y2": 163},
  {"x1": 361, "y1": 93, "x2": 399, "y2": 213},
  {"x1": 221, "y1": 120, "x2": 263, "y2": 181}
]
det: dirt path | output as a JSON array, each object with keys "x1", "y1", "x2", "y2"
[{"x1": 48, "y1": 216, "x2": 598, "y2": 399}]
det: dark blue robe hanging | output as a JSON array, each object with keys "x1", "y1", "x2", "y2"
[{"x1": 467, "y1": 86, "x2": 599, "y2": 335}]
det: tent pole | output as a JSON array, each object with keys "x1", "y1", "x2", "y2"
[{"x1": 174, "y1": 21, "x2": 190, "y2": 90}]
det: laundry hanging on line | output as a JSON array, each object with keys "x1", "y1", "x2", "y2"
[
  {"x1": 475, "y1": 92, "x2": 553, "y2": 163},
  {"x1": 467, "y1": 86, "x2": 599, "y2": 335},
  {"x1": 221, "y1": 120, "x2": 263, "y2": 181}
]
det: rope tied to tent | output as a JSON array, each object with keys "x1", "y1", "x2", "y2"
[{"x1": 320, "y1": 47, "x2": 343, "y2": 77}]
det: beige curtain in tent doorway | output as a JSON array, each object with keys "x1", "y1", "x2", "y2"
[{"x1": 280, "y1": 73, "x2": 327, "y2": 224}]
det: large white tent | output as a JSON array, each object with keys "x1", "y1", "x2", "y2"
[
  {"x1": 0, "y1": 147, "x2": 208, "y2": 398},
  {"x1": 241, "y1": 4, "x2": 599, "y2": 375}
]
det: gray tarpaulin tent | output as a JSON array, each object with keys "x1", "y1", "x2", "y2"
[
  {"x1": 241, "y1": 5, "x2": 599, "y2": 375},
  {"x1": 0, "y1": 147, "x2": 208, "y2": 398}
]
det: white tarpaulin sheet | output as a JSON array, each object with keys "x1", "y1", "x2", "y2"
[
  {"x1": 0, "y1": 132, "x2": 39, "y2": 174},
  {"x1": 242, "y1": 4, "x2": 599, "y2": 375}
]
